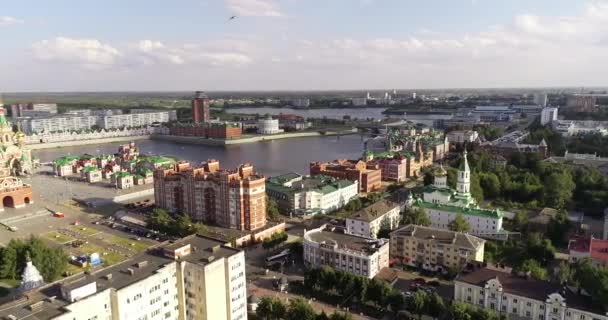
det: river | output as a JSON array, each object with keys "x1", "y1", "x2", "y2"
[
  {"x1": 224, "y1": 107, "x2": 387, "y2": 120},
  {"x1": 33, "y1": 135, "x2": 366, "y2": 177}
]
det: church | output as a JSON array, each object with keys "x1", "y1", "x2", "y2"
[
  {"x1": 0, "y1": 98, "x2": 34, "y2": 211},
  {"x1": 407, "y1": 150, "x2": 507, "y2": 239}
]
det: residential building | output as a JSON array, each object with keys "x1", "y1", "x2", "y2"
[
  {"x1": 266, "y1": 173, "x2": 358, "y2": 215},
  {"x1": 534, "y1": 93, "x2": 548, "y2": 107},
  {"x1": 11, "y1": 103, "x2": 58, "y2": 117},
  {"x1": 0, "y1": 235, "x2": 248, "y2": 320},
  {"x1": 257, "y1": 117, "x2": 283, "y2": 135},
  {"x1": 552, "y1": 120, "x2": 608, "y2": 137},
  {"x1": 454, "y1": 265, "x2": 608, "y2": 320},
  {"x1": 192, "y1": 91, "x2": 211, "y2": 123},
  {"x1": 346, "y1": 200, "x2": 400, "y2": 239},
  {"x1": 482, "y1": 131, "x2": 548, "y2": 159},
  {"x1": 410, "y1": 153, "x2": 506, "y2": 239},
  {"x1": 447, "y1": 130, "x2": 479, "y2": 144},
  {"x1": 303, "y1": 224, "x2": 390, "y2": 278},
  {"x1": 154, "y1": 160, "x2": 266, "y2": 231},
  {"x1": 289, "y1": 98, "x2": 310, "y2": 108},
  {"x1": 112, "y1": 171, "x2": 134, "y2": 189},
  {"x1": 472, "y1": 106, "x2": 515, "y2": 122},
  {"x1": 169, "y1": 122, "x2": 242, "y2": 139},
  {"x1": 364, "y1": 128, "x2": 450, "y2": 162},
  {"x1": 567, "y1": 95, "x2": 597, "y2": 112},
  {"x1": 82, "y1": 166, "x2": 102, "y2": 183},
  {"x1": 390, "y1": 224, "x2": 485, "y2": 272},
  {"x1": 99, "y1": 110, "x2": 177, "y2": 129},
  {"x1": 370, "y1": 155, "x2": 408, "y2": 182},
  {"x1": 568, "y1": 237, "x2": 608, "y2": 268},
  {"x1": 540, "y1": 107, "x2": 558, "y2": 125},
  {"x1": 310, "y1": 159, "x2": 381, "y2": 193}
]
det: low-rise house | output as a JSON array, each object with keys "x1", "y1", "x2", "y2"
[
  {"x1": 112, "y1": 171, "x2": 133, "y2": 189},
  {"x1": 390, "y1": 224, "x2": 485, "y2": 272},
  {"x1": 82, "y1": 166, "x2": 102, "y2": 183},
  {"x1": 455, "y1": 265, "x2": 608, "y2": 320},
  {"x1": 53, "y1": 156, "x2": 79, "y2": 176},
  {"x1": 568, "y1": 236, "x2": 608, "y2": 268},
  {"x1": 133, "y1": 168, "x2": 154, "y2": 185},
  {"x1": 303, "y1": 224, "x2": 389, "y2": 278},
  {"x1": 346, "y1": 200, "x2": 400, "y2": 238}
]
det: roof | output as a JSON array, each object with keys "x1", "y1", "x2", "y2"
[
  {"x1": 266, "y1": 174, "x2": 355, "y2": 196},
  {"x1": 349, "y1": 200, "x2": 400, "y2": 222},
  {"x1": 415, "y1": 199, "x2": 503, "y2": 219},
  {"x1": 529, "y1": 208, "x2": 558, "y2": 225},
  {"x1": 305, "y1": 225, "x2": 387, "y2": 256},
  {"x1": 391, "y1": 224, "x2": 484, "y2": 250},
  {"x1": 569, "y1": 237, "x2": 608, "y2": 263},
  {"x1": 456, "y1": 266, "x2": 606, "y2": 315}
]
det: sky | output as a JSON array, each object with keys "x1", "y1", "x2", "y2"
[{"x1": 1, "y1": 0, "x2": 608, "y2": 92}]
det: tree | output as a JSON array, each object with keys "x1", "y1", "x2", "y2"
[
  {"x1": 423, "y1": 171, "x2": 434, "y2": 186},
  {"x1": 517, "y1": 259, "x2": 548, "y2": 280},
  {"x1": 173, "y1": 213, "x2": 196, "y2": 237},
  {"x1": 543, "y1": 171, "x2": 575, "y2": 209},
  {"x1": 402, "y1": 207, "x2": 431, "y2": 226},
  {"x1": 479, "y1": 172, "x2": 501, "y2": 199},
  {"x1": 0, "y1": 237, "x2": 68, "y2": 282},
  {"x1": 377, "y1": 218, "x2": 392, "y2": 239},
  {"x1": 512, "y1": 211, "x2": 529, "y2": 233},
  {"x1": 146, "y1": 208, "x2": 173, "y2": 233},
  {"x1": 546, "y1": 210, "x2": 570, "y2": 247},
  {"x1": 387, "y1": 292, "x2": 406, "y2": 313},
  {"x1": 329, "y1": 312, "x2": 353, "y2": 320},
  {"x1": 256, "y1": 296, "x2": 287, "y2": 320},
  {"x1": 470, "y1": 172, "x2": 484, "y2": 203},
  {"x1": 556, "y1": 261, "x2": 573, "y2": 286},
  {"x1": 425, "y1": 293, "x2": 446, "y2": 320},
  {"x1": 366, "y1": 279, "x2": 392, "y2": 308},
  {"x1": 449, "y1": 302, "x2": 472, "y2": 320},
  {"x1": 473, "y1": 307, "x2": 500, "y2": 320},
  {"x1": 448, "y1": 213, "x2": 470, "y2": 233},
  {"x1": 267, "y1": 197, "x2": 280, "y2": 221},
  {"x1": 409, "y1": 290, "x2": 427, "y2": 320},
  {"x1": 286, "y1": 298, "x2": 317, "y2": 320}
]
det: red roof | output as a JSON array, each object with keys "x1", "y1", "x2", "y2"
[{"x1": 569, "y1": 237, "x2": 608, "y2": 263}]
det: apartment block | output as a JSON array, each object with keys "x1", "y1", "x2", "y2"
[
  {"x1": 455, "y1": 265, "x2": 608, "y2": 320},
  {"x1": 303, "y1": 224, "x2": 389, "y2": 278},
  {"x1": 346, "y1": 200, "x2": 400, "y2": 239},
  {"x1": 154, "y1": 160, "x2": 266, "y2": 231},
  {"x1": 309, "y1": 159, "x2": 381, "y2": 193},
  {"x1": 390, "y1": 224, "x2": 484, "y2": 272},
  {"x1": 0, "y1": 235, "x2": 248, "y2": 320}
]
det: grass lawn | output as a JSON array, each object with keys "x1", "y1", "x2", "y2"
[
  {"x1": 72, "y1": 244, "x2": 128, "y2": 267},
  {"x1": 42, "y1": 231, "x2": 75, "y2": 244},
  {"x1": 67, "y1": 225, "x2": 101, "y2": 236},
  {"x1": 0, "y1": 279, "x2": 19, "y2": 297},
  {"x1": 104, "y1": 235, "x2": 152, "y2": 253}
]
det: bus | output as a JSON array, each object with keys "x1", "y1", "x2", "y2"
[{"x1": 265, "y1": 249, "x2": 291, "y2": 266}]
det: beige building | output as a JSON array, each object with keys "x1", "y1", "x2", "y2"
[
  {"x1": 0, "y1": 235, "x2": 248, "y2": 320},
  {"x1": 455, "y1": 266, "x2": 608, "y2": 320},
  {"x1": 390, "y1": 224, "x2": 485, "y2": 272},
  {"x1": 303, "y1": 224, "x2": 389, "y2": 278},
  {"x1": 346, "y1": 200, "x2": 400, "y2": 239}
]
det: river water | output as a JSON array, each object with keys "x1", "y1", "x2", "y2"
[
  {"x1": 33, "y1": 135, "x2": 366, "y2": 177},
  {"x1": 224, "y1": 107, "x2": 387, "y2": 120}
]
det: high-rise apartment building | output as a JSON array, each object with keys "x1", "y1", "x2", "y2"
[
  {"x1": 154, "y1": 160, "x2": 266, "y2": 231},
  {"x1": 540, "y1": 107, "x2": 558, "y2": 125},
  {"x1": 0, "y1": 235, "x2": 248, "y2": 320},
  {"x1": 192, "y1": 91, "x2": 210, "y2": 123}
]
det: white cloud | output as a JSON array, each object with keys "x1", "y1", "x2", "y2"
[
  {"x1": 0, "y1": 16, "x2": 24, "y2": 27},
  {"x1": 134, "y1": 40, "x2": 184, "y2": 65},
  {"x1": 31, "y1": 37, "x2": 121, "y2": 69},
  {"x1": 225, "y1": 0, "x2": 283, "y2": 17}
]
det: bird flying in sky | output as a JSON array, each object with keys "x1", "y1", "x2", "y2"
[{"x1": 228, "y1": 16, "x2": 237, "y2": 21}]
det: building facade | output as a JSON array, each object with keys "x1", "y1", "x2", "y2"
[
  {"x1": 10, "y1": 103, "x2": 58, "y2": 117},
  {"x1": 310, "y1": 159, "x2": 381, "y2": 193},
  {"x1": 454, "y1": 266, "x2": 608, "y2": 320},
  {"x1": 410, "y1": 154, "x2": 506, "y2": 239},
  {"x1": 0, "y1": 235, "x2": 248, "y2": 320},
  {"x1": 257, "y1": 118, "x2": 282, "y2": 135},
  {"x1": 390, "y1": 224, "x2": 484, "y2": 272},
  {"x1": 567, "y1": 95, "x2": 597, "y2": 112},
  {"x1": 303, "y1": 224, "x2": 390, "y2": 278},
  {"x1": 192, "y1": 91, "x2": 211, "y2": 123},
  {"x1": 552, "y1": 120, "x2": 608, "y2": 137},
  {"x1": 447, "y1": 130, "x2": 479, "y2": 144},
  {"x1": 154, "y1": 160, "x2": 266, "y2": 231},
  {"x1": 266, "y1": 173, "x2": 358, "y2": 215},
  {"x1": 346, "y1": 200, "x2": 400, "y2": 239},
  {"x1": 540, "y1": 107, "x2": 558, "y2": 126},
  {"x1": 169, "y1": 122, "x2": 242, "y2": 139}
]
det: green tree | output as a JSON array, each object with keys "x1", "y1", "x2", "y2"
[
  {"x1": 402, "y1": 207, "x2": 431, "y2": 226},
  {"x1": 0, "y1": 237, "x2": 67, "y2": 282},
  {"x1": 256, "y1": 296, "x2": 287, "y2": 320},
  {"x1": 449, "y1": 302, "x2": 472, "y2": 320},
  {"x1": 512, "y1": 211, "x2": 529, "y2": 233},
  {"x1": 425, "y1": 293, "x2": 446, "y2": 320},
  {"x1": 387, "y1": 291, "x2": 406, "y2": 313},
  {"x1": 448, "y1": 213, "x2": 470, "y2": 233},
  {"x1": 423, "y1": 171, "x2": 434, "y2": 186},
  {"x1": 543, "y1": 171, "x2": 575, "y2": 209},
  {"x1": 146, "y1": 208, "x2": 173, "y2": 233},
  {"x1": 267, "y1": 197, "x2": 280, "y2": 221},
  {"x1": 470, "y1": 172, "x2": 484, "y2": 203},
  {"x1": 473, "y1": 307, "x2": 500, "y2": 320},
  {"x1": 517, "y1": 259, "x2": 548, "y2": 280},
  {"x1": 409, "y1": 290, "x2": 427, "y2": 320},
  {"x1": 546, "y1": 210, "x2": 570, "y2": 247},
  {"x1": 479, "y1": 172, "x2": 501, "y2": 199},
  {"x1": 173, "y1": 213, "x2": 196, "y2": 237},
  {"x1": 556, "y1": 261, "x2": 573, "y2": 286},
  {"x1": 286, "y1": 298, "x2": 317, "y2": 320}
]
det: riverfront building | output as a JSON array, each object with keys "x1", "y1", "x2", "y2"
[
  {"x1": 390, "y1": 225, "x2": 485, "y2": 272},
  {"x1": 310, "y1": 159, "x2": 381, "y2": 193},
  {"x1": 455, "y1": 265, "x2": 608, "y2": 320},
  {"x1": 192, "y1": 91, "x2": 211, "y2": 123},
  {"x1": 169, "y1": 122, "x2": 242, "y2": 139},
  {"x1": 409, "y1": 152, "x2": 506, "y2": 239},
  {"x1": 257, "y1": 117, "x2": 283, "y2": 135},
  {"x1": 0, "y1": 235, "x2": 248, "y2": 320},
  {"x1": 265, "y1": 173, "x2": 358, "y2": 215},
  {"x1": 303, "y1": 224, "x2": 389, "y2": 278},
  {"x1": 154, "y1": 160, "x2": 266, "y2": 231},
  {"x1": 345, "y1": 200, "x2": 400, "y2": 239}
]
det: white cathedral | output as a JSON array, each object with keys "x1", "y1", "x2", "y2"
[{"x1": 408, "y1": 150, "x2": 507, "y2": 239}]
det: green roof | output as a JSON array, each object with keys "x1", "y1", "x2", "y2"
[
  {"x1": 112, "y1": 171, "x2": 132, "y2": 178},
  {"x1": 415, "y1": 199, "x2": 502, "y2": 219},
  {"x1": 53, "y1": 155, "x2": 80, "y2": 166},
  {"x1": 82, "y1": 166, "x2": 98, "y2": 173},
  {"x1": 267, "y1": 172, "x2": 302, "y2": 185}
]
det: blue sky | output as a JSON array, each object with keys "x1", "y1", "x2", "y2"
[{"x1": 1, "y1": 0, "x2": 607, "y2": 91}]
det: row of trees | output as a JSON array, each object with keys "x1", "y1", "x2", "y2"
[
  {"x1": 145, "y1": 208, "x2": 201, "y2": 237},
  {"x1": 556, "y1": 259, "x2": 608, "y2": 309},
  {"x1": 484, "y1": 233, "x2": 556, "y2": 280},
  {"x1": 256, "y1": 296, "x2": 352, "y2": 320},
  {"x1": 262, "y1": 232, "x2": 288, "y2": 250},
  {"x1": 0, "y1": 236, "x2": 68, "y2": 282}
]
